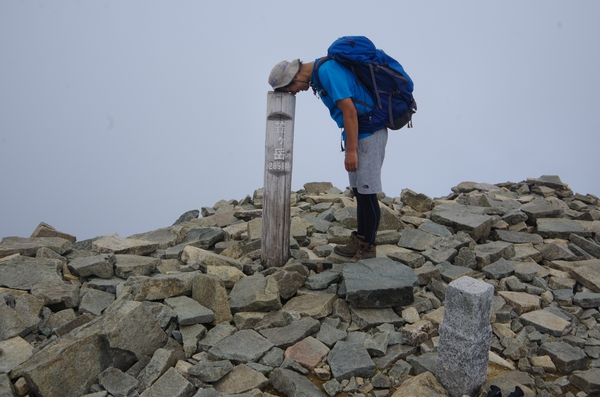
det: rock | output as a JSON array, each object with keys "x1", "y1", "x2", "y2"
[
  {"x1": 436, "y1": 261, "x2": 474, "y2": 282},
  {"x1": 191, "y1": 274, "x2": 232, "y2": 325},
  {"x1": 92, "y1": 234, "x2": 158, "y2": 256},
  {"x1": 208, "y1": 329, "x2": 274, "y2": 363},
  {"x1": 539, "y1": 342, "x2": 588, "y2": 374},
  {"x1": 391, "y1": 371, "x2": 450, "y2": 396},
  {"x1": 197, "y1": 322, "x2": 237, "y2": 352},
  {"x1": 430, "y1": 203, "x2": 494, "y2": 242},
  {"x1": 343, "y1": 258, "x2": 417, "y2": 308},
  {"x1": 0, "y1": 336, "x2": 33, "y2": 374},
  {"x1": 228, "y1": 274, "x2": 281, "y2": 314},
  {"x1": 125, "y1": 272, "x2": 199, "y2": 301},
  {"x1": 0, "y1": 293, "x2": 44, "y2": 340},
  {"x1": 98, "y1": 367, "x2": 138, "y2": 397},
  {"x1": 498, "y1": 291, "x2": 541, "y2": 315},
  {"x1": 259, "y1": 317, "x2": 320, "y2": 349},
  {"x1": 305, "y1": 269, "x2": 341, "y2": 290},
  {"x1": 284, "y1": 336, "x2": 330, "y2": 371},
  {"x1": 474, "y1": 241, "x2": 515, "y2": 269},
  {"x1": 68, "y1": 254, "x2": 116, "y2": 279},
  {"x1": 316, "y1": 322, "x2": 348, "y2": 348},
  {"x1": 181, "y1": 245, "x2": 243, "y2": 270},
  {"x1": 114, "y1": 254, "x2": 159, "y2": 279},
  {"x1": 401, "y1": 188, "x2": 434, "y2": 212},
  {"x1": 281, "y1": 293, "x2": 337, "y2": 319},
  {"x1": 179, "y1": 323, "x2": 205, "y2": 358},
  {"x1": 188, "y1": 359, "x2": 233, "y2": 382},
  {"x1": 129, "y1": 226, "x2": 181, "y2": 249},
  {"x1": 164, "y1": 296, "x2": 215, "y2": 325},
  {"x1": 0, "y1": 236, "x2": 73, "y2": 258},
  {"x1": 79, "y1": 288, "x2": 115, "y2": 316},
  {"x1": 398, "y1": 229, "x2": 442, "y2": 252},
  {"x1": 213, "y1": 364, "x2": 268, "y2": 395},
  {"x1": 0, "y1": 256, "x2": 64, "y2": 289},
  {"x1": 179, "y1": 227, "x2": 224, "y2": 250},
  {"x1": 270, "y1": 367, "x2": 327, "y2": 396},
  {"x1": 520, "y1": 309, "x2": 572, "y2": 337},
  {"x1": 569, "y1": 368, "x2": 600, "y2": 396},
  {"x1": 136, "y1": 348, "x2": 178, "y2": 392},
  {"x1": 327, "y1": 341, "x2": 376, "y2": 380},
  {"x1": 138, "y1": 367, "x2": 195, "y2": 397},
  {"x1": 351, "y1": 306, "x2": 403, "y2": 330},
  {"x1": 536, "y1": 218, "x2": 592, "y2": 239}
]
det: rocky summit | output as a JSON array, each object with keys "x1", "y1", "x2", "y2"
[{"x1": 1, "y1": 175, "x2": 600, "y2": 397}]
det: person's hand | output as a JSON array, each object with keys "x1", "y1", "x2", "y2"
[{"x1": 345, "y1": 149, "x2": 358, "y2": 172}]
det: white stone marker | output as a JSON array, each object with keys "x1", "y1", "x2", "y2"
[{"x1": 436, "y1": 276, "x2": 494, "y2": 397}]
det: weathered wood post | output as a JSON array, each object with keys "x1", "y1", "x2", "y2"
[{"x1": 261, "y1": 91, "x2": 296, "y2": 268}]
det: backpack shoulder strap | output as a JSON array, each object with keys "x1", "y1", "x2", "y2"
[{"x1": 311, "y1": 56, "x2": 332, "y2": 97}]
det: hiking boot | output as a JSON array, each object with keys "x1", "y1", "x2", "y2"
[
  {"x1": 334, "y1": 231, "x2": 363, "y2": 257},
  {"x1": 350, "y1": 241, "x2": 377, "y2": 263}
]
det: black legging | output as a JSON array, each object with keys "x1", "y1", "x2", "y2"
[{"x1": 353, "y1": 188, "x2": 380, "y2": 245}]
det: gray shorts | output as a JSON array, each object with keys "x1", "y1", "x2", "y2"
[{"x1": 348, "y1": 128, "x2": 388, "y2": 194}]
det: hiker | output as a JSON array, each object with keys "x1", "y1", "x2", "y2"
[{"x1": 268, "y1": 56, "x2": 388, "y2": 263}]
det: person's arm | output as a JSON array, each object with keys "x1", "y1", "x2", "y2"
[{"x1": 337, "y1": 97, "x2": 359, "y2": 172}]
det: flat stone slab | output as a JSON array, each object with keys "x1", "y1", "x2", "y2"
[
  {"x1": 0, "y1": 236, "x2": 73, "y2": 258},
  {"x1": 327, "y1": 341, "x2": 376, "y2": 381},
  {"x1": 228, "y1": 274, "x2": 282, "y2": 314},
  {"x1": 482, "y1": 258, "x2": 515, "y2": 280},
  {"x1": 125, "y1": 272, "x2": 200, "y2": 301},
  {"x1": 498, "y1": 291, "x2": 541, "y2": 315},
  {"x1": 436, "y1": 261, "x2": 475, "y2": 282},
  {"x1": 92, "y1": 234, "x2": 159, "y2": 256},
  {"x1": 349, "y1": 307, "x2": 403, "y2": 330},
  {"x1": 495, "y1": 230, "x2": 544, "y2": 244},
  {"x1": 0, "y1": 336, "x2": 33, "y2": 373},
  {"x1": 284, "y1": 336, "x2": 330, "y2": 371},
  {"x1": 269, "y1": 367, "x2": 327, "y2": 397},
  {"x1": 397, "y1": 229, "x2": 442, "y2": 252},
  {"x1": 67, "y1": 254, "x2": 116, "y2": 279},
  {"x1": 0, "y1": 256, "x2": 64, "y2": 289},
  {"x1": 281, "y1": 293, "x2": 337, "y2": 319},
  {"x1": 114, "y1": 254, "x2": 160, "y2": 279},
  {"x1": 536, "y1": 218, "x2": 592, "y2": 239},
  {"x1": 520, "y1": 197, "x2": 566, "y2": 220},
  {"x1": 259, "y1": 317, "x2": 321, "y2": 349},
  {"x1": 343, "y1": 258, "x2": 417, "y2": 308},
  {"x1": 474, "y1": 241, "x2": 515, "y2": 268},
  {"x1": 208, "y1": 329, "x2": 274, "y2": 363},
  {"x1": 569, "y1": 368, "x2": 600, "y2": 396},
  {"x1": 430, "y1": 203, "x2": 494, "y2": 241},
  {"x1": 539, "y1": 341, "x2": 588, "y2": 374},
  {"x1": 164, "y1": 295, "x2": 215, "y2": 325},
  {"x1": 520, "y1": 309, "x2": 573, "y2": 337},
  {"x1": 138, "y1": 367, "x2": 195, "y2": 397},
  {"x1": 567, "y1": 263, "x2": 600, "y2": 293},
  {"x1": 213, "y1": 364, "x2": 269, "y2": 395}
]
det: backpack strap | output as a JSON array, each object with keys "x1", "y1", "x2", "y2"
[
  {"x1": 312, "y1": 57, "x2": 374, "y2": 114},
  {"x1": 311, "y1": 56, "x2": 332, "y2": 98}
]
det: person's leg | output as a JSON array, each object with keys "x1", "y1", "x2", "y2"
[
  {"x1": 355, "y1": 190, "x2": 380, "y2": 245},
  {"x1": 337, "y1": 128, "x2": 387, "y2": 260}
]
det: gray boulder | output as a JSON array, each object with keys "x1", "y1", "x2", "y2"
[{"x1": 343, "y1": 258, "x2": 417, "y2": 308}]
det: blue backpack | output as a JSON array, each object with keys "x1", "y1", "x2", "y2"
[{"x1": 312, "y1": 36, "x2": 417, "y2": 132}]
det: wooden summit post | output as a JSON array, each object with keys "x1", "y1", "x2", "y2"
[{"x1": 261, "y1": 91, "x2": 296, "y2": 268}]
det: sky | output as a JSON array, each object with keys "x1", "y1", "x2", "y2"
[{"x1": 1, "y1": 1, "x2": 599, "y2": 241}]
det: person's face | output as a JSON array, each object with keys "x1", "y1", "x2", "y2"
[{"x1": 278, "y1": 79, "x2": 310, "y2": 95}]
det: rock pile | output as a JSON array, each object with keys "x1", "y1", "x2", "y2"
[{"x1": 1, "y1": 175, "x2": 600, "y2": 397}]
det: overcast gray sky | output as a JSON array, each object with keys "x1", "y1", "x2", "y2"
[{"x1": 1, "y1": 1, "x2": 599, "y2": 241}]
